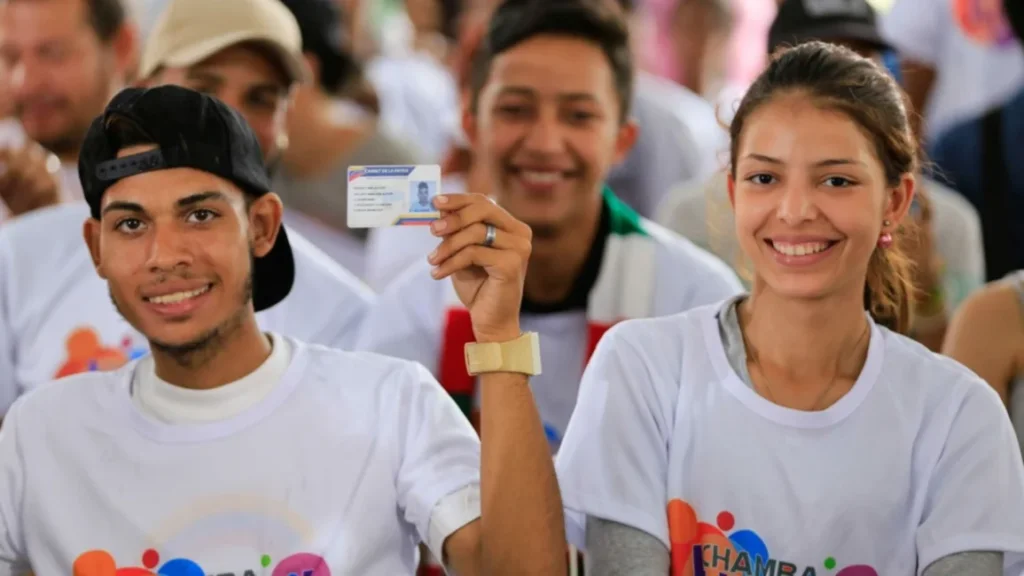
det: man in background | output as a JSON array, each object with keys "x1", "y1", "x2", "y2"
[
  {"x1": 273, "y1": 0, "x2": 422, "y2": 278},
  {"x1": 882, "y1": 0, "x2": 1023, "y2": 146},
  {"x1": 0, "y1": 0, "x2": 137, "y2": 220},
  {"x1": 606, "y1": 0, "x2": 727, "y2": 218},
  {"x1": 0, "y1": 0, "x2": 374, "y2": 418},
  {"x1": 926, "y1": 0, "x2": 1024, "y2": 281},
  {"x1": 359, "y1": 0, "x2": 741, "y2": 453}
]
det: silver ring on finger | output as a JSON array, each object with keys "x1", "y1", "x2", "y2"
[{"x1": 482, "y1": 223, "x2": 496, "y2": 247}]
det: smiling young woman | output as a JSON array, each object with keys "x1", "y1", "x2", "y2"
[{"x1": 555, "y1": 41, "x2": 1024, "y2": 575}]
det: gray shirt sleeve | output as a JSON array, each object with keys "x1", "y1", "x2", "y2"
[
  {"x1": 922, "y1": 551, "x2": 1003, "y2": 576},
  {"x1": 585, "y1": 516, "x2": 668, "y2": 576}
]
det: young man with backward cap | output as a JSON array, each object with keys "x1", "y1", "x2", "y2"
[
  {"x1": 0, "y1": 84, "x2": 566, "y2": 575},
  {"x1": 0, "y1": 0, "x2": 374, "y2": 419}
]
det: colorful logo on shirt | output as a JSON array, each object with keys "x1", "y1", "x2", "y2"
[
  {"x1": 667, "y1": 499, "x2": 878, "y2": 576},
  {"x1": 55, "y1": 327, "x2": 147, "y2": 378},
  {"x1": 73, "y1": 549, "x2": 330, "y2": 576},
  {"x1": 953, "y1": 0, "x2": 1017, "y2": 47}
]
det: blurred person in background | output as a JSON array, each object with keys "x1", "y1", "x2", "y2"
[
  {"x1": 927, "y1": 0, "x2": 1024, "y2": 282},
  {"x1": 274, "y1": 0, "x2": 421, "y2": 278},
  {"x1": 359, "y1": 0, "x2": 742, "y2": 454},
  {"x1": 606, "y1": 0, "x2": 728, "y2": 218},
  {"x1": 366, "y1": 0, "x2": 462, "y2": 162},
  {"x1": 881, "y1": 0, "x2": 1023, "y2": 148},
  {"x1": 364, "y1": 12, "x2": 490, "y2": 291},
  {"x1": 671, "y1": 0, "x2": 735, "y2": 102},
  {"x1": 0, "y1": 0, "x2": 136, "y2": 221},
  {"x1": 0, "y1": 0, "x2": 375, "y2": 419},
  {"x1": 658, "y1": 0, "x2": 986, "y2": 351},
  {"x1": 941, "y1": 0, "x2": 1024, "y2": 459}
]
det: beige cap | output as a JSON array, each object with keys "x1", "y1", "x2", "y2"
[{"x1": 139, "y1": 0, "x2": 307, "y2": 84}]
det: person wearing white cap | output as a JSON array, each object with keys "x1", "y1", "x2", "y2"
[
  {"x1": 0, "y1": 0, "x2": 374, "y2": 420},
  {"x1": 140, "y1": 0, "x2": 422, "y2": 277}
]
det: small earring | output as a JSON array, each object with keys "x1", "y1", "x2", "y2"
[{"x1": 878, "y1": 220, "x2": 893, "y2": 248}]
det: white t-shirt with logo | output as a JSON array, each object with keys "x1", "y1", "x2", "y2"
[
  {"x1": 0, "y1": 336, "x2": 481, "y2": 575},
  {"x1": 0, "y1": 202, "x2": 375, "y2": 415},
  {"x1": 556, "y1": 302, "x2": 1024, "y2": 575},
  {"x1": 881, "y1": 0, "x2": 1024, "y2": 140}
]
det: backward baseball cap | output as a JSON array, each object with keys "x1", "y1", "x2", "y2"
[
  {"x1": 139, "y1": 0, "x2": 308, "y2": 84},
  {"x1": 78, "y1": 85, "x2": 295, "y2": 312}
]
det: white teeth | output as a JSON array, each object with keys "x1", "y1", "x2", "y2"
[
  {"x1": 148, "y1": 286, "x2": 209, "y2": 305},
  {"x1": 771, "y1": 241, "x2": 831, "y2": 256},
  {"x1": 521, "y1": 170, "x2": 561, "y2": 184}
]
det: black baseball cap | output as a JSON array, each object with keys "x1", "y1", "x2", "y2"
[
  {"x1": 78, "y1": 85, "x2": 295, "y2": 312},
  {"x1": 768, "y1": 0, "x2": 890, "y2": 55}
]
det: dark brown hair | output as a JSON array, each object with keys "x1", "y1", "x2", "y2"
[
  {"x1": 729, "y1": 41, "x2": 917, "y2": 333},
  {"x1": 468, "y1": 0, "x2": 634, "y2": 123}
]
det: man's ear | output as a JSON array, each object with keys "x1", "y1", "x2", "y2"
[
  {"x1": 83, "y1": 217, "x2": 107, "y2": 279},
  {"x1": 248, "y1": 193, "x2": 284, "y2": 258},
  {"x1": 112, "y1": 22, "x2": 140, "y2": 82},
  {"x1": 611, "y1": 119, "x2": 639, "y2": 166}
]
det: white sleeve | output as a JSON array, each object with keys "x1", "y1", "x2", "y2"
[
  {"x1": 555, "y1": 320, "x2": 679, "y2": 550},
  {"x1": 916, "y1": 379, "x2": 1024, "y2": 572},
  {"x1": 0, "y1": 400, "x2": 28, "y2": 574},
  {"x1": 0, "y1": 232, "x2": 17, "y2": 417},
  {"x1": 880, "y1": 0, "x2": 944, "y2": 65},
  {"x1": 392, "y1": 362, "x2": 481, "y2": 562}
]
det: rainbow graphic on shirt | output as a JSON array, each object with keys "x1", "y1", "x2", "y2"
[
  {"x1": 73, "y1": 549, "x2": 329, "y2": 576},
  {"x1": 55, "y1": 327, "x2": 147, "y2": 378},
  {"x1": 667, "y1": 499, "x2": 878, "y2": 576}
]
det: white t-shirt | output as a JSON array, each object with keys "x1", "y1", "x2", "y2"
[
  {"x1": 357, "y1": 215, "x2": 742, "y2": 450},
  {"x1": 881, "y1": 0, "x2": 1024, "y2": 140},
  {"x1": 556, "y1": 302, "x2": 1024, "y2": 574},
  {"x1": 0, "y1": 336, "x2": 481, "y2": 574},
  {"x1": 0, "y1": 202, "x2": 376, "y2": 415}
]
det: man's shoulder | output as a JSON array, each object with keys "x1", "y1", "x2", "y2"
[{"x1": 7, "y1": 363, "x2": 132, "y2": 431}]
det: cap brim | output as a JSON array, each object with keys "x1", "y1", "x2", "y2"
[
  {"x1": 154, "y1": 31, "x2": 308, "y2": 84},
  {"x1": 252, "y1": 223, "x2": 295, "y2": 312},
  {"x1": 770, "y1": 22, "x2": 891, "y2": 54}
]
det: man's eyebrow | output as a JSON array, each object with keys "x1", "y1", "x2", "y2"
[
  {"x1": 176, "y1": 191, "x2": 228, "y2": 208},
  {"x1": 101, "y1": 200, "x2": 145, "y2": 217}
]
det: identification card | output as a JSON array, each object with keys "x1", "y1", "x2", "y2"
[{"x1": 347, "y1": 164, "x2": 442, "y2": 228}]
